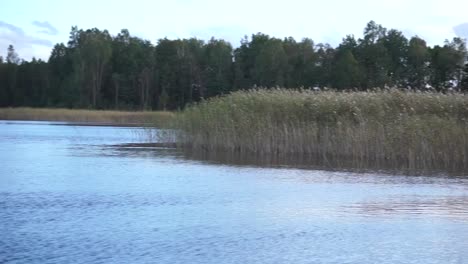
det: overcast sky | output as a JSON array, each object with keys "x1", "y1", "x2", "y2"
[{"x1": 1, "y1": 0, "x2": 468, "y2": 61}]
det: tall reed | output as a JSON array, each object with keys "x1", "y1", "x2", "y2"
[{"x1": 176, "y1": 89, "x2": 468, "y2": 173}]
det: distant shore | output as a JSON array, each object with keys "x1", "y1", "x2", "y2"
[{"x1": 0, "y1": 107, "x2": 174, "y2": 127}]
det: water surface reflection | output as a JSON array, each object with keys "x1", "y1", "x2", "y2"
[{"x1": 1, "y1": 122, "x2": 468, "y2": 264}]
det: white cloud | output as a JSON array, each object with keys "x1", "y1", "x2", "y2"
[
  {"x1": 32, "y1": 20, "x2": 59, "y2": 36},
  {"x1": 0, "y1": 21, "x2": 53, "y2": 60},
  {"x1": 2, "y1": 0, "x2": 468, "y2": 60},
  {"x1": 454, "y1": 23, "x2": 468, "y2": 39}
]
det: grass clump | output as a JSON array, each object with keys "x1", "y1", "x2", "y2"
[
  {"x1": 0, "y1": 107, "x2": 174, "y2": 127},
  {"x1": 176, "y1": 88, "x2": 468, "y2": 173}
]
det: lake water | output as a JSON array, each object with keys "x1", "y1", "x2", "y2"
[{"x1": 1, "y1": 121, "x2": 468, "y2": 264}]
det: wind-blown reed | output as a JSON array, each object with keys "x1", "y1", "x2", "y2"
[{"x1": 176, "y1": 89, "x2": 468, "y2": 173}]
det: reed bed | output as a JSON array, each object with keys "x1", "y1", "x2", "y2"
[
  {"x1": 0, "y1": 107, "x2": 174, "y2": 127},
  {"x1": 176, "y1": 89, "x2": 468, "y2": 173}
]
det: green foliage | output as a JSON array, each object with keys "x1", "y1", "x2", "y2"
[
  {"x1": 429, "y1": 38, "x2": 468, "y2": 90},
  {"x1": 80, "y1": 28, "x2": 112, "y2": 107},
  {"x1": 383, "y1": 29, "x2": 408, "y2": 86},
  {"x1": 356, "y1": 21, "x2": 391, "y2": 88},
  {"x1": 7, "y1": 45, "x2": 20, "y2": 64},
  {"x1": 0, "y1": 21, "x2": 467, "y2": 110},
  {"x1": 407, "y1": 37, "x2": 429, "y2": 89},
  {"x1": 462, "y1": 64, "x2": 468, "y2": 91},
  {"x1": 204, "y1": 38, "x2": 233, "y2": 97},
  {"x1": 332, "y1": 47, "x2": 362, "y2": 89}
]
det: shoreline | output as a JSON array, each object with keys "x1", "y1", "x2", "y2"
[
  {"x1": 0, "y1": 107, "x2": 174, "y2": 127},
  {"x1": 1, "y1": 120, "x2": 156, "y2": 127}
]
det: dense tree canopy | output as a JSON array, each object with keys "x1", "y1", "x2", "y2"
[{"x1": 0, "y1": 21, "x2": 467, "y2": 110}]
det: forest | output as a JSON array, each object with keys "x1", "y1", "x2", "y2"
[{"x1": 0, "y1": 20, "x2": 467, "y2": 110}]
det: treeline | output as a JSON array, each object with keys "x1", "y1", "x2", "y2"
[{"x1": 0, "y1": 21, "x2": 467, "y2": 110}]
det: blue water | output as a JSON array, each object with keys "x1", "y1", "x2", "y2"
[{"x1": 1, "y1": 121, "x2": 467, "y2": 264}]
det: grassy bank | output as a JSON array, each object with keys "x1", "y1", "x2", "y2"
[
  {"x1": 176, "y1": 89, "x2": 468, "y2": 173},
  {"x1": 0, "y1": 107, "x2": 174, "y2": 127}
]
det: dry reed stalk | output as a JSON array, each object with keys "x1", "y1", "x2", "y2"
[{"x1": 175, "y1": 88, "x2": 468, "y2": 173}]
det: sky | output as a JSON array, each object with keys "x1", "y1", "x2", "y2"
[{"x1": 1, "y1": 0, "x2": 468, "y2": 61}]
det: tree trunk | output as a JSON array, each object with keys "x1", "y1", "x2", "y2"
[{"x1": 114, "y1": 81, "x2": 119, "y2": 109}]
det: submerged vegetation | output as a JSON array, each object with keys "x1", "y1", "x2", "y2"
[
  {"x1": 176, "y1": 89, "x2": 468, "y2": 173},
  {"x1": 0, "y1": 107, "x2": 174, "y2": 126}
]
